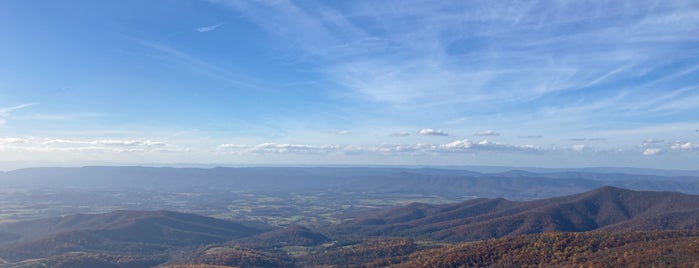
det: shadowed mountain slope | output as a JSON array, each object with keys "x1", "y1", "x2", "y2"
[
  {"x1": 330, "y1": 186, "x2": 699, "y2": 241},
  {"x1": 0, "y1": 210, "x2": 269, "y2": 263},
  {"x1": 237, "y1": 224, "x2": 330, "y2": 248},
  {"x1": 392, "y1": 231, "x2": 699, "y2": 268}
]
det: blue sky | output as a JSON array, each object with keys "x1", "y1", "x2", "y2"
[{"x1": 1, "y1": 0, "x2": 698, "y2": 170}]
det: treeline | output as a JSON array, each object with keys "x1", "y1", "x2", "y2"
[
  {"x1": 299, "y1": 238, "x2": 419, "y2": 267},
  {"x1": 393, "y1": 231, "x2": 699, "y2": 267}
]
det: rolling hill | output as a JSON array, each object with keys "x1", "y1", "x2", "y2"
[
  {"x1": 1, "y1": 186, "x2": 698, "y2": 267},
  {"x1": 392, "y1": 231, "x2": 699, "y2": 268},
  {"x1": 329, "y1": 186, "x2": 699, "y2": 241},
  {"x1": 0, "y1": 210, "x2": 270, "y2": 263}
]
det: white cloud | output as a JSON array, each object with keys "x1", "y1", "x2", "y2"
[
  {"x1": 571, "y1": 144, "x2": 587, "y2": 152},
  {"x1": 671, "y1": 141, "x2": 698, "y2": 150},
  {"x1": 42, "y1": 139, "x2": 166, "y2": 147},
  {"x1": 218, "y1": 144, "x2": 249, "y2": 149},
  {"x1": 196, "y1": 23, "x2": 224, "y2": 33},
  {"x1": 642, "y1": 138, "x2": 666, "y2": 148},
  {"x1": 218, "y1": 139, "x2": 543, "y2": 156},
  {"x1": 335, "y1": 130, "x2": 350, "y2": 135},
  {"x1": 43, "y1": 139, "x2": 88, "y2": 145},
  {"x1": 218, "y1": 142, "x2": 352, "y2": 155},
  {"x1": 455, "y1": 139, "x2": 540, "y2": 153},
  {"x1": 376, "y1": 143, "x2": 416, "y2": 153},
  {"x1": 92, "y1": 140, "x2": 165, "y2": 147},
  {"x1": 418, "y1": 128, "x2": 449, "y2": 136},
  {"x1": 643, "y1": 148, "x2": 663, "y2": 156},
  {"x1": 475, "y1": 130, "x2": 499, "y2": 137},
  {"x1": 381, "y1": 139, "x2": 541, "y2": 154},
  {"x1": 441, "y1": 139, "x2": 473, "y2": 150}
]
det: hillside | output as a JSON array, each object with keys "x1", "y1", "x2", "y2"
[
  {"x1": 236, "y1": 225, "x2": 330, "y2": 248},
  {"x1": 392, "y1": 231, "x2": 699, "y2": 267},
  {"x1": 330, "y1": 186, "x2": 699, "y2": 241},
  {"x1": 1, "y1": 187, "x2": 698, "y2": 267},
  {"x1": 174, "y1": 245, "x2": 294, "y2": 268},
  {"x1": 0, "y1": 210, "x2": 269, "y2": 263}
]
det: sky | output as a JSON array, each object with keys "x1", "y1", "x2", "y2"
[{"x1": 0, "y1": 0, "x2": 698, "y2": 170}]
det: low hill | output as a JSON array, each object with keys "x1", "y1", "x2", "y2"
[
  {"x1": 0, "y1": 210, "x2": 269, "y2": 263},
  {"x1": 299, "y1": 238, "x2": 419, "y2": 267},
  {"x1": 176, "y1": 245, "x2": 294, "y2": 268},
  {"x1": 330, "y1": 186, "x2": 699, "y2": 241},
  {"x1": 237, "y1": 225, "x2": 330, "y2": 248}
]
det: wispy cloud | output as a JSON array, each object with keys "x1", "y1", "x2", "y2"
[
  {"x1": 196, "y1": 22, "x2": 224, "y2": 32},
  {"x1": 214, "y1": 0, "x2": 698, "y2": 107},
  {"x1": 17, "y1": 112, "x2": 109, "y2": 122},
  {"x1": 0, "y1": 137, "x2": 178, "y2": 159},
  {"x1": 0, "y1": 103, "x2": 37, "y2": 115},
  {"x1": 0, "y1": 103, "x2": 37, "y2": 124},
  {"x1": 126, "y1": 38, "x2": 264, "y2": 90},
  {"x1": 93, "y1": 140, "x2": 166, "y2": 146},
  {"x1": 643, "y1": 139, "x2": 665, "y2": 144},
  {"x1": 570, "y1": 138, "x2": 607, "y2": 142},
  {"x1": 218, "y1": 139, "x2": 544, "y2": 156},
  {"x1": 212, "y1": 0, "x2": 699, "y2": 143},
  {"x1": 475, "y1": 130, "x2": 499, "y2": 137},
  {"x1": 0, "y1": 137, "x2": 28, "y2": 144},
  {"x1": 218, "y1": 143, "x2": 354, "y2": 155},
  {"x1": 391, "y1": 131, "x2": 411, "y2": 137},
  {"x1": 519, "y1": 135, "x2": 543, "y2": 139},
  {"x1": 42, "y1": 139, "x2": 166, "y2": 147}
]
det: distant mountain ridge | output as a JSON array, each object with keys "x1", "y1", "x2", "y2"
[
  {"x1": 1, "y1": 166, "x2": 698, "y2": 200},
  {"x1": 330, "y1": 186, "x2": 699, "y2": 241}
]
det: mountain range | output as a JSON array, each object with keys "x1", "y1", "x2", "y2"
[
  {"x1": 0, "y1": 186, "x2": 698, "y2": 267},
  {"x1": 2, "y1": 166, "x2": 699, "y2": 199},
  {"x1": 0, "y1": 210, "x2": 269, "y2": 266},
  {"x1": 329, "y1": 186, "x2": 699, "y2": 241}
]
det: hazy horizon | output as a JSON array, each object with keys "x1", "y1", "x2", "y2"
[
  {"x1": 1, "y1": 1, "x2": 698, "y2": 169},
  {"x1": 2, "y1": 162, "x2": 699, "y2": 175}
]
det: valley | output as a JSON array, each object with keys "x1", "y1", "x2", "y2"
[
  {"x1": 2, "y1": 166, "x2": 698, "y2": 226},
  {"x1": 0, "y1": 167, "x2": 698, "y2": 267},
  {"x1": 0, "y1": 167, "x2": 699, "y2": 268},
  {"x1": 0, "y1": 187, "x2": 460, "y2": 227}
]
